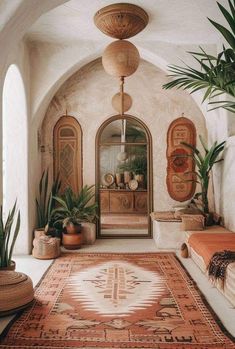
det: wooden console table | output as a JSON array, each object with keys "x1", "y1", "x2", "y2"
[{"x1": 100, "y1": 189, "x2": 147, "y2": 214}]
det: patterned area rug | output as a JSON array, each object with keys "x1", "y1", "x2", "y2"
[{"x1": 1, "y1": 253, "x2": 234, "y2": 348}]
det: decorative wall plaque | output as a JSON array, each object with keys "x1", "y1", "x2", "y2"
[{"x1": 166, "y1": 116, "x2": 196, "y2": 202}]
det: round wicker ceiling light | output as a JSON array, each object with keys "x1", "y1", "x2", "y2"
[
  {"x1": 102, "y1": 40, "x2": 140, "y2": 77},
  {"x1": 94, "y1": 3, "x2": 149, "y2": 39},
  {"x1": 112, "y1": 92, "x2": 132, "y2": 113}
]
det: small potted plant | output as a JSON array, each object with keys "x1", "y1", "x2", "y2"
[
  {"x1": 52, "y1": 185, "x2": 98, "y2": 248},
  {"x1": 0, "y1": 202, "x2": 20, "y2": 270},
  {"x1": 179, "y1": 136, "x2": 225, "y2": 225},
  {"x1": 35, "y1": 170, "x2": 61, "y2": 239}
]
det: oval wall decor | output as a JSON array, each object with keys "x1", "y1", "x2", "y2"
[{"x1": 166, "y1": 116, "x2": 196, "y2": 202}]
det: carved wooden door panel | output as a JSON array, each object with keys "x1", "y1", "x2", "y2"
[{"x1": 53, "y1": 116, "x2": 82, "y2": 194}]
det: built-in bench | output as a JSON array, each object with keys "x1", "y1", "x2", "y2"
[
  {"x1": 150, "y1": 211, "x2": 193, "y2": 249},
  {"x1": 185, "y1": 226, "x2": 235, "y2": 307}
]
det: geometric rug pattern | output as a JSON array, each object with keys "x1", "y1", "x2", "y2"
[{"x1": 0, "y1": 253, "x2": 234, "y2": 348}]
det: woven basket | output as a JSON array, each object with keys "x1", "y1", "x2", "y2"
[
  {"x1": 181, "y1": 214, "x2": 205, "y2": 231},
  {"x1": 0, "y1": 271, "x2": 34, "y2": 316},
  {"x1": 32, "y1": 235, "x2": 61, "y2": 259}
]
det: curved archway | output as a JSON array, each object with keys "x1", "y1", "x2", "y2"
[
  {"x1": 96, "y1": 114, "x2": 153, "y2": 238},
  {"x1": 2, "y1": 64, "x2": 28, "y2": 254}
]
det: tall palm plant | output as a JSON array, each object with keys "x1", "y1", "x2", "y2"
[
  {"x1": 163, "y1": 0, "x2": 235, "y2": 113},
  {"x1": 182, "y1": 136, "x2": 225, "y2": 214}
]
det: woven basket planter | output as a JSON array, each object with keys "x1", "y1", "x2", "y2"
[
  {"x1": 32, "y1": 235, "x2": 61, "y2": 260},
  {"x1": 82, "y1": 223, "x2": 96, "y2": 245},
  {"x1": 0, "y1": 271, "x2": 34, "y2": 317}
]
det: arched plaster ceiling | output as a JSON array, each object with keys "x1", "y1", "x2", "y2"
[{"x1": 26, "y1": 0, "x2": 228, "y2": 45}]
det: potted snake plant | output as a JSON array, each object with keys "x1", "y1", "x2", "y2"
[
  {"x1": 0, "y1": 202, "x2": 20, "y2": 270},
  {"x1": 35, "y1": 170, "x2": 61, "y2": 238}
]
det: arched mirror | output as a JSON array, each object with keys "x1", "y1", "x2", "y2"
[{"x1": 96, "y1": 115, "x2": 152, "y2": 237}]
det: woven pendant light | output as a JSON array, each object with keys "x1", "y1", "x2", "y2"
[
  {"x1": 102, "y1": 40, "x2": 140, "y2": 77},
  {"x1": 112, "y1": 92, "x2": 132, "y2": 113}
]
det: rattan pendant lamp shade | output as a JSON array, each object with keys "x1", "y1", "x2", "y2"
[
  {"x1": 95, "y1": 3, "x2": 148, "y2": 78},
  {"x1": 112, "y1": 91, "x2": 132, "y2": 113},
  {"x1": 102, "y1": 39, "x2": 140, "y2": 77},
  {"x1": 94, "y1": 3, "x2": 149, "y2": 39},
  {"x1": 95, "y1": 3, "x2": 148, "y2": 114}
]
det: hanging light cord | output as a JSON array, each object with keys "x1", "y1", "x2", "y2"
[{"x1": 120, "y1": 76, "x2": 125, "y2": 116}]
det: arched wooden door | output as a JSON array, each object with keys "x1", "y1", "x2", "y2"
[{"x1": 53, "y1": 116, "x2": 82, "y2": 193}]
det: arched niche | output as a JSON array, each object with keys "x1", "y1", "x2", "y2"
[
  {"x1": 2, "y1": 64, "x2": 29, "y2": 253},
  {"x1": 53, "y1": 115, "x2": 82, "y2": 193},
  {"x1": 96, "y1": 114, "x2": 153, "y2": 238}
]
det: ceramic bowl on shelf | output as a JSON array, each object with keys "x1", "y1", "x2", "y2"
[
  {"x1": 128, "y1": 179, "x2": 138, "y2": 191},
  {"x1": 102, "y1": 173, "x2": 114, "y2": 187}
]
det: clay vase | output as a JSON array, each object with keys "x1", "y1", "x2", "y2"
[
  {"x1": 62, "y1": 232, "x2": 83, "y2": 250},
  {"x1": 115, "y1": 173, "x2": 123, "y2": 185},
  {"x1": 124, "y1": 171, "x2": 132, "y2": 184},
  {"x1": 134, "y1": 174, "x2": 144, "y2": 188}
]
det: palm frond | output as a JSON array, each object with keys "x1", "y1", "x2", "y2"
[{"x1": 163, "y1": 0, "x2": 235, "y2": 113}]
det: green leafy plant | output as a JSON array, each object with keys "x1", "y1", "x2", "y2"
[
  {"x1": 163, "y1": 0, "x2": 235, "y2": 113},
  {"x1": 118, "y1": 156, "x2": 147, "y2": 176},
  {"x1": 36, "y1": 170, "x2": 61, "y2": 229},
  {"x1": 181, "y1": 136, "x2": 225, "y2": 214},
  {"x1": 52, "y1": 185, "x2": 98, "y2": 230},
  {"x1": 0, "y1": 202, "x2": 20, "y2": 268},
  {"x1": 126, "y1": 125, "x2": 146, "y2": 142}
]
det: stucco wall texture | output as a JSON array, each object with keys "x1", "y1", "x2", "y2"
[{"x1": 41, "y1": 58, "x2": 206, "y2": 212}]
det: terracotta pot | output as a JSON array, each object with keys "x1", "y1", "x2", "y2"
[
  {"x1": 62, "y1": 232, "x2": 83, "y2": 250},
  {"x1": 65, "y1": 223, "x2": 82, "y2": 235},
  {"x1": 0, "y1": 261, "x2": 16, "y2": 271}
]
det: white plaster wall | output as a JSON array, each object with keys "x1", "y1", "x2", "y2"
[
  {"x1": 221, "y1": 136, "x2": 235, "y2": 231},
  {"x1": 41, "y1": 58, "x2": 207, "y2": 212},
  {"x1": 0, "y1": 40, "x2": 31, "y2": 254},
  {"x1": 2, "y1": 64, "x2": 28, "y2": 255}
]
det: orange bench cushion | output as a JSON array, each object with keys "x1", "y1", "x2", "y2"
[{"x1": 188, "y1": 232, "x2": 235, "y2": 266}]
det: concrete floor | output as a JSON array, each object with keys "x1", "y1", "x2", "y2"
[{"x1": 0, "y1": 238, "x2": 235, "y2": 338}]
